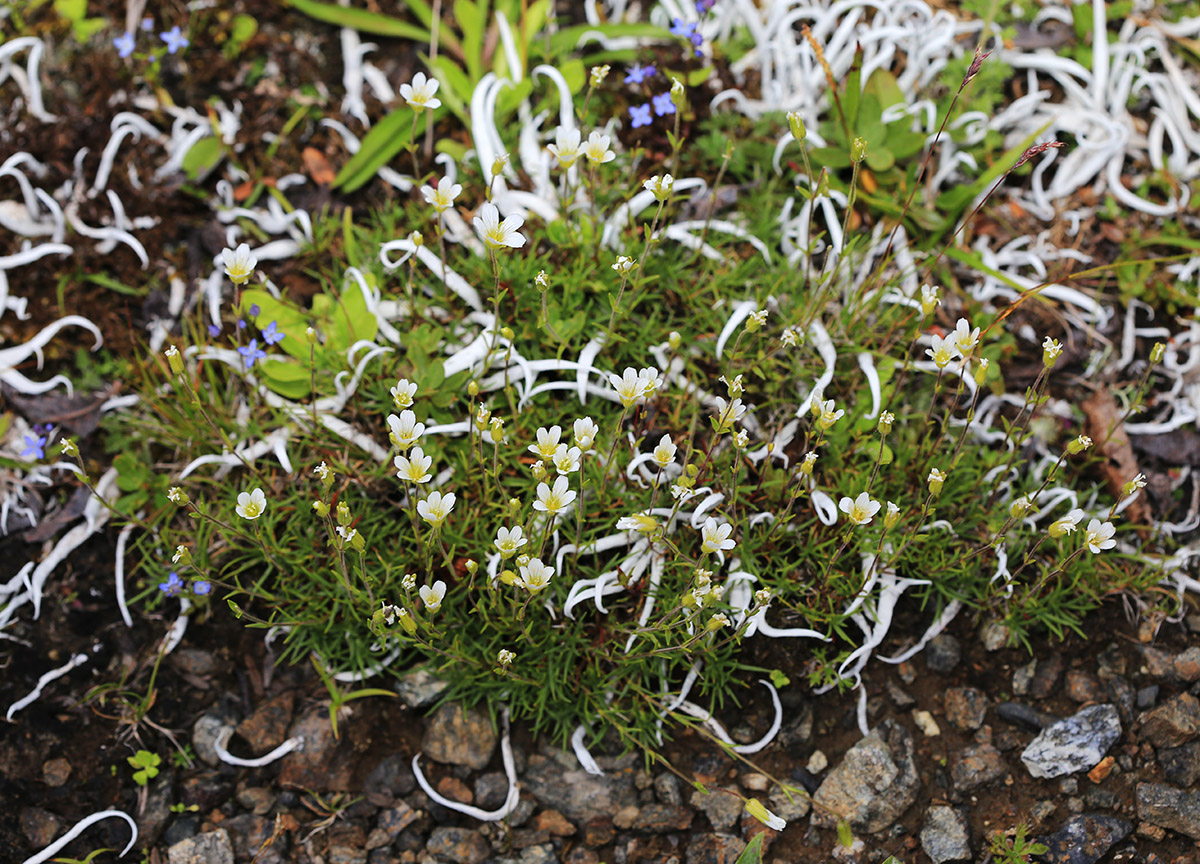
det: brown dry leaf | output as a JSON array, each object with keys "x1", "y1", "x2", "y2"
[
  {"x1": 2, "y1": 383, "x2": 113, "y2": 437},
  {"x1": 303, "y1": 147, "x2": 336, "y2": 186},
  {"x1": 1082, "y1": 389, "x2": 1150, "y2": 526},
  {"x1": 22, "y1": 485, "x2": 90, "y2": 543}
]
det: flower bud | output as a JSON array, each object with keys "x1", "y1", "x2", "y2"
[
  {"x1": 500, "y1": 326, "x2": 515, "y2": 340},
  {"x1": 491, "y1": 153, "x2": 509, "y2": 176},
  {"x1": 499, "y1": 569, "x2": 517, "y2": 586},
  {"x1": 1066, "y1": 434, "x2": 1092, "y2": 455},
  {"x1": 884, "y1": 502, "x2": 900, "y2": 530},
  {"x1": 850, "y1": 137, "x2": 868, "y2": 163},
  {"x1": 465, "y1": 559, "x2": 478, "y2": 575},
  {"x1": 305, "y1": 326, "x2": 318, "y2": 344},
  {"x1": 1150, "y1": 342, "x2": 1166, "y2": 363},
  {"x1": 800, "y1": 451, "x2": 817, "y2": 476},
  {"x1": 1042, "y1": 336, "x2": 1063, "y2": 368},
  {"x1": 877, "y1": 412, "x2": 894, "y2": 436},
  {"x1": 165, "y1": 345, "x2": 184, "y2": 375},
  {"x1": 974, "y1": 357, "x2": 989, "y2": 386},
  {"x1": 705, "y1": 612, "x2": 731, "y2": 632},
  {"x1": 172, "y1": 545, "x2": 192, "y2": 566},
  {"x1": 397, "y1": 608, "x2": 417, "y2": 635},
  {"x1": 350, "y1": 531, "x2": 366, "y2": 552},
  {"x1": 410, "y1": 230, "x2": 424, "y2": 247},
  {"x1": 745, "y1": 798, "x2": 787, "y2": 831},
  {"x1": 670, "y1": 77, "x2": 685, "y2": 106},
  {"x1": 167, "y1": 487, "x2": 188, "y2": 505},
  {"x1": 532, "y1": 461, "x2": 548, "y2": 482},
  {"x1": 787, "y1": 111, "x2": 806, "y2": 142},
  {"x1": 468, "y1": 380, "x2": 479, "y2": 397},
  {"x1": 336, "y1": 501, "x2": 352, "y2": 526},
  {"x1": 535, "y1": 270, "x2": 548, "y2": 292},
  {"x1": 313, "y1": 500, "x2": 329, "y2": 517},
  {"x1": 589, "y1": 65, "x2": 610, "y2": 87},
  {"x1": 668, "y1": 331, "x2": 681, "y2": 351},
  {"x1": 927, "y1": 468, "x2": 946, "y2": 495},
  {"x1": 1009, "y1": 496, "x2": 1031, "y2": 519},
  {"x1": 59, "y1": 437, "x2": 79, "y2": 458}
]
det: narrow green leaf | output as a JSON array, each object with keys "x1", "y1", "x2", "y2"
[
  {"x1": 334, "y1": 109, "x2": 428, "y2": 192},
  {"x1": 286, "y1": 0, "x2": 431, "y2": 42},
  {"x1": 733, "y1": 833, "x2": 765, "y2": 864}
]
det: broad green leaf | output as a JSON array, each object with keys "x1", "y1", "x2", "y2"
[
  {"x1": 865, "y1": 146, "x2": 895, "y2": 172},
  {"x1": 455, "y1": 0, "x2": 485, "y2": 80},
  {"x1": 259, "y1": 357, "x2": 312, "y2": 399},
  {"x1": 734, "y1": 833, "x2": 765, "y2": 864},
  {"x1": 334, "y1": 109, "x2": 429, "y2": 192},
  {"x1": 181, "y1": 137, "x2": 224, "y2": 181},
  {"x1": 241, "y1": 290, "x2": 309, "y2": 360},
  {"x1": 230, "y1": 13, "x2": 258, "y2": 48},
  {"x1": 863, "y1": 68, "x2": 905, "y2": 110},
  {"x1": 286, "y1": 0, "x2": 432, "y2": 43},
  {"x1": 548, "y1": 22, "x2": 666, "y2": 56},
  {"x1": 327, "y1": 284, "x2": 379, "y2": 351}
]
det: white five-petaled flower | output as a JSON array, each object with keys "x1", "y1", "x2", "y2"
[
  {"x1": 172, "y1": 545, "x2": 187, "y2": 564},
  {"x1": 780, "y1": 327, "x2": 800, "y2": 348},
  {"x1": 747, "y1": 309, "x2": 769, "y2": 329},
  {"x1": 720, "y1": 374, "x2": 744, "y2": 398},
  {"x1": 529, "y1": 426, "x2": 563, "y2": 461},
  {"x1": 639, "y1": 367, "x2": 663, "y2": 399},
  {"x1": 473, "y1": 201, "x2": 526, "y2": 249},
  {"x1": 388, "y1": 410, "x2": 426, "y2": 450},
  {"x1": 816, "y1": 398, "x2": 844, "y2": 431},
  {"x1": 926, "y1": 332, "x2": 961, "y2": 369},
  {"x1": 920, "y1": 283, "x2": 940, "y2": 316},
  {"x1": 574, "y1": 418, "x2": 599, "y2": 451},
  {"x1": 497, "y1": 648, "x2": 516, "y2": 667},
  {"x1": 713, "y1": 397, "x2": 747, "y2": 433},
  {"x1": 400, "y1": 71, "x2": 442, "y2": 110},
  {"x1": 745, "y1": 799, "x2": 787, "y2": 831},
  {"x1": 839, "y1": 491, "x2": 881, "y2": 526},
  {"x1": 552, "y1": 444, "x2": 582, "y2": 475},
  {"x1": 1084, "y1": 519, "x2": 1117, "y2": 553},
  {"x1": 699, "y1": 517, "x2": 736, "y2": 555},
  {"x1": 651, "y1": 434, "x2": 677, "y2": 469},
  {"x1": 610, "y1": 367, "x2": 646, "y2": 408},
  {"x1": 417, "y1": 490, "x2": 456, "y2": 527},
  {"x1": 643, "y1": 173, "x2": 674, "y2": 201},
  {"x1": 419, "y1": 580, "x2": 446, "y2": 612},
  {"x1": 221, "y1": 243, "x2": 257, "y2": 285},
  {"x1": 516, "y1": 557, "x2": 554, "y2": 592},
  {"x1": 494, "y1": 526, "x2": 528, "y2": 559},
  {"x1": 236, "y1": 488, "x2": 267, "y2": 520},
  {"x1": 547, "y1": 126, "x2": 582, "y2": 169},
  {"x1": 534, "y1": 476, "x2": 577, "y2": 514},
  {"x1": 953, "y1": 318, "x2": 981, "y2": 355},
  {"x1": 391, "y1": 379, "x2": 417, "y2": 409},
  {"x1": 1123, "y1": 473, "x2": 1147, "y2": 496},
  {"x1": 421, "y1": 176, "x2": 462, "y2": 214},
  {"x1": 167, "y1": 487, "x2": 185, "y2": 504},
  {"x1": 733, "y1": 429, "x2": 749, "y2": 448},
  {"x1": 616, "y1": 513, "x2": 658, "y2": 534},
  {"x1": 1048, "y1": 508, "x2": 1085, "y2": 538},
  {"x1": 612, "y1": 256, "x2": 636, "y2": 275},
  {"x1": 395, "y1": 447, "x2": 433, "y2": 484},
  {"x1": 314, "y1": 461, "x2": 331, "y2": 481},
  {"x1": 582, "y1": 130, "x2": 616, "y2": 164}
]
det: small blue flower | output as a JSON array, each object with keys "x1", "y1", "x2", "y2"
[
  {"x1": 159, "y1": 572, "x2": 185, "y2": 597},
  {"x1": 696, "y1": 0, "x2": 716, "y2": 13},
  {"x1": 624, "y1": 64, "x2": 656, "y2": 85},
  {"x1": 652, "y1": 92, "x2": 676, "y2": 117},
  {"x1": 629, "y1": 103, "x2": 653, "y2": 128},
  {"x1": 160, "y1": 25, "x2": 189, "y2": 54},
  {"x1": 192, "y1": 580, "x2": 212, "y2": 595},
  {"x1": 238, "y1": 339, "x2": 267, "y2": 369},
  {"x1": 114, "y1": 31, "x2": 136, "y2": 58},
  {"x1": 249, "y1": 303, "x2": 261, "y2": 317},
  {"x1": 260, "y1": 321, "x2": 285, "y2": 346},
  {"x1": 208, "y1": 323, "x2": 222, "y2": 338},
  {"x1": 237, "y1": 319, "x2": 247, "y2": 330},
  {"x1": 669, "y1": 18, "x2": 695, "y2": 38},
  {"x1": 140, "y1": 17, "x2": 154, "y2": 31},
  {"x1": 21, "y1": 434, "x2": 47, "y2": 460}
]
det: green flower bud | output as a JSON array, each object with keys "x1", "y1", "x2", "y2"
[
  {"x1": 787, "y1": 111, "x2": 806, "y2": 142},
  {"x1": 850, "y1": 137, "x2": 868, "y2": 163}
]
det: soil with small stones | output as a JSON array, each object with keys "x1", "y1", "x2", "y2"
[{"x1": 3, "y1": 3, "x2": 1200, "y2": 864}]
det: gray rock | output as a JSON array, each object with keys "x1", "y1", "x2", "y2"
[
  {"x1": 474, "y1": 772, "x2": 509, "y2": 809},
  {"x1": 1135, "y1": 692, "x2": 1200, "y2": 749},
  {"x1": 363, "y1": 753, "x2": 417, "y2": 802},
  {"x1": 654, "y1": 772, "x2": 683, "y2": 805},
  {"x1": 812, "y1": 720, "x2": 919, "y2": 834},
  {"x1": 925, "y1": 635, "x2": 961, "y2": 673},
  {"x1": 920, "y1": 805, "x2": 970, "y2": 863},
  {"x1": 167, "y1": 829, "x2": 235, "y2": 864},
  {"x1": 778, "y1": 701, "x2": 813, "y2": 748},
  {"x1": 20, "y1": 807, "x2": 61, "y2": 848},
  {"x1": 685, "y1": 833, "x2": 746, "y2": 864},
  {"x1": 422, "y1": 702, "x2": 497, "y2": 770},
  {"x1": 425, "y1": 827, "x2": 490, "y2": 864},
  {"x1": 1034, "y1": 813, "x2": 1131, "y2": 864},
  {"x1": 770, "y1": 789, "x2": 811, "y2": 821},
  {"x1": 1031, "y1": 653, "x2": 1066, "y2": 699},
  {"x1": 1161, "y1": 741, "x2": 1200, "y2": 787},
  {"x1": 1013, "y1": 660, "x2": 1037, "y2": 697},
  {"x1": 519, "y1": 844, "x2": 557, "y2": 864},
  {"x1": 280, "y1": 708, "x2": 351, "y2": 791},
  {"x1": 1137, "y1": 685, "x2": 1159, "y2": 709},
  {"x1": 1136, "y1": 783, "x2": 1200, "y2": 839},
  {"x1": 223, "y1": 814, "x2": 284, "y2": 864},
  {"x1": 951, "y1": 744, "x2": 1006, "y2": 793},
  {"x1": 690, "y1": 788, "x2": 743, "y2": 830},
  {"x1": 522, "y1": 752, "x2": 638, "y2": 824},
  {"x1": 944, "y1": 688, "x2": 988, "y2": 732},
  {"x1": 191, "y1": 714, "x2": 231, "y2": 768},
  {"x1": 1021, "y1": 704, "x2": 1121, "y2": 779},
  {"x1": 394, "y1": 668, "x2": 450, "y2": 709},
  {"x1": 979, "y1": 619, "x2": 1009, "y2": 651}
]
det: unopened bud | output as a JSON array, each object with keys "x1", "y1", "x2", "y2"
[
  {"x1": 850, "y1": 137, "x2": 868, "y2": 163},
  {"x1": 787, "y1": 111, "x2": 806, "y2": 142}
]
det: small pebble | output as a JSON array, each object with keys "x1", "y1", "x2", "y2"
[
  {"x1": 913, "y1": 710, "x2": 941, "y2": 737},
  {"x1": 806, "y1": 750, "x2": 828, "y2": 774}
]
